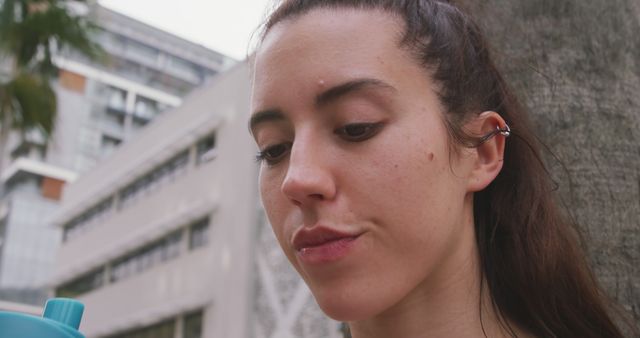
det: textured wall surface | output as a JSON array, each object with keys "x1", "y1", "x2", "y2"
[{"x1": 459, "y1": 0, "x2": 640, "y2": 324}]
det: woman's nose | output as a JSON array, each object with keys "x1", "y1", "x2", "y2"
[{"x1": 280, "y1": 140, "x2": 336, "y2": 206}]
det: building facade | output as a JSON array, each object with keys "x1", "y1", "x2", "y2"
[
  {"x1": 0, "y1": 4, "x2": 234, "y2": 309},
  {"x1": 51, "y1": 63, "x2": 342, "y2": 338}
]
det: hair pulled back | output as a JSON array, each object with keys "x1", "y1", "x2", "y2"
[{"x1": 260, "y1": 1, "x2": 626, "y2": 337}]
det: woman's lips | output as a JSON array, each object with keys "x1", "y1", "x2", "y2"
[
  {"x1": 292, "y1": 226, "x2": 362, "y2": 264},
  {"x1": 297, "y1": 236, "x2": 359, "y2": 264}
]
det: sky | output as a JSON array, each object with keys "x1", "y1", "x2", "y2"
[{"x1": 98, "y1": 0, "x2": 274, "y2": 60}]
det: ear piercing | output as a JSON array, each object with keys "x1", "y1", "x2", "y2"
[
  {"x1": 478, "y1": 123, "x2": 511, "y2": 144},
  {"x1": 497, "y1": 124, "x2": 510, "y2": 137}
]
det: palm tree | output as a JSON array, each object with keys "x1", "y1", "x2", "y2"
[{"x1": 0, "y1": 0, "x2": 101, "y2": 177}]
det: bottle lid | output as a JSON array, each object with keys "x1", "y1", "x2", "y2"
[
  {"x1": 43, "y1": 298, "x2": 85, "y2": 330},
  {"x1": 0, "y1": 297, "x2": 85, "y2": 338}
]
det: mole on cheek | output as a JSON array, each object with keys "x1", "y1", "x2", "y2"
[{"x1": 428, "y1": 153, "x2": 435, "y2": 161}]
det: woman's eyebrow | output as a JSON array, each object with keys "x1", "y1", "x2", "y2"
[
  {"x1": 315, "y1": 78, "x2": 397, "y2": 107},
  {"x1": 249, "y1": 108, "x2": 285, "y2": 134},
  {"x1": 249, "y1": 78, "x2": 396, "y2": 134}
]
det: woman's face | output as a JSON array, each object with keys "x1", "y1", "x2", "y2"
[{"x1": 250, "y1": 8, "x2": 479, "y2": 321}]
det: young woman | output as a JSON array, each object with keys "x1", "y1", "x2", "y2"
[{"x1": 249, "y1": 1, "x2": 627, "y2": 337}]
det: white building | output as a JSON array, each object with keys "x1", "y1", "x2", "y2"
[
  {"x1": 50, "y1": 63, "x2": 343, "y2": 338},
  {"x1": 0, "y1": 4, "x2": 234, "y2": 309}
]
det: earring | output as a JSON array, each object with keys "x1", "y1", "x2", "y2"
[
  {"x1": 498, "y1": 124, "x2": 511, "y2": 137},
  {"x1": 478, "y1": 123, "x2": 511, "y2": 145}
]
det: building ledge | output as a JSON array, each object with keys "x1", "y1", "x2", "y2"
[{"x1": 1, "y1": 158, "x2": 78, "y2": 183}]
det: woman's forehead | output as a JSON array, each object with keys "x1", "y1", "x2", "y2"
[
  {"x1": 251, "y1": 8, "x2": 410, "y2": 107},
  {"x1": 262, "y1": 7, "x2": 403, "y2": 45},
  {"x1": 257, "y1": 8, "x2": 404, "y2": 66}
]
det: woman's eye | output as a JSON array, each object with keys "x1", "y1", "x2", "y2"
[
  {"x1": 256, "y1": 143, "x2": 291, "y2": 165},
  {"x1": 335, "y1": 122, "x2": 383, "y2": 142}
]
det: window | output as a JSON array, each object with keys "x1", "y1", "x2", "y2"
[
  {"x1": 56, "y1": 268, "x2": 105, "y2": 298},
  {"x1": 106, "y1": 86, "x2": 127, "y2": 112},
  {"x1": 133, "y1": 96, "x2": 159, "y2": 121},
  {"x1": 102, "y1": 135, "x2": 122, "y2": 147},
  {"x1": 166, "y1": 55, "x2": 200, "y2": 83},
  {"x1": 97, "y1": 30, "x2": 126, "y2": 53},
  {"x1": 108, "y1": 56, "x2": 192, "y2": 95},
  {"x1": 189, "y1": 218, "x2": 210, "y2": 250},
  {"x1": 183, "y1": 311, "x2": 203, "y2": 338},
  {"x1": 101, "y1": 135, "x2": 122, "y2": 157},
  {"x1": 105, "y1": 318, "x2": 175, "y2": 338},
  {"x1": 105, "y1": 109, "x2": 125, "y2": 126},
  {"x1": 10, "y1": 141, "x2": 46, "y2": 161},
  {"x1": 196, "y1": 133, "x2": 216, "y2": 164},
  {"x1": 124, "y1": 40, "x2": 160, "y2": 66},
  {"x1": 62, "y1": 197, "x2": 114, "y2": 242},
  {"x1": 58, "y1": 214, "x2": 210, "y2": 296},
  {"x1": 102, "y1": 310, "x2": 204, "y2": 338},
  {"x1": 118, "y1": 150, "x2": 189, "y2": 209},
  {"x1": 0, "y1": 219, "x2": 6, "y2": 257},
  {"x1": 110, "y1": 231, "x2": 183, "y2": 283}
]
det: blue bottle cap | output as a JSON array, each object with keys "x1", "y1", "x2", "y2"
[
  {"x1": 43, "y1": 298, "x2": 85, "y2": 330},
  {"x1": 0, "y1": 297, "x2": 85, "y2": 338}
]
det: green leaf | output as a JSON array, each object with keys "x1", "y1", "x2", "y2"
[
  {"x1": 0, "y1": 0, "x2": 104, "y2": 77},
  {"x1": 0, "y1": 0, "x2": 102, "y2": 148},
  {"x1": 2, "y1": 72, "x2": 57, "y2": 140}
]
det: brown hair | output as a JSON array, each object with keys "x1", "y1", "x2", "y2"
[{"x1": 259, "y1": 1, "x2": 628, "y2": 337}]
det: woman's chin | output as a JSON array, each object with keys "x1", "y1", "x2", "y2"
[
  {"x1": 317, "y1": 300, "x2": 373, "y2": 322},
  {"x1": 312, "y1": 288, "x2": 389, "y2": 322}
]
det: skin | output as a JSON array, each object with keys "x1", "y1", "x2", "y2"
[{"x1": 250, "y1": 8, "x2": 517, "y2": 338}]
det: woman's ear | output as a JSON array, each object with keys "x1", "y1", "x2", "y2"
[{"x1": 466, "y1": 111, "x2": 508, "y2": 192}]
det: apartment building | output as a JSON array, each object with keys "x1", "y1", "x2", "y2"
[
  {"x1": 51, "y1": 62, "x2": 342, "y2": 338},
  {"x1": 0, "y1": 4, "x2": 234, "y2": 308}
]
